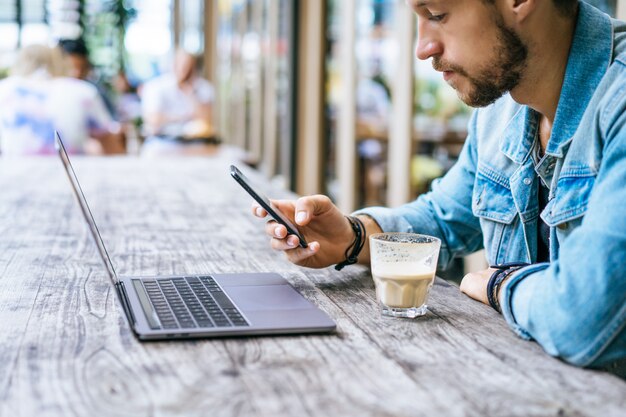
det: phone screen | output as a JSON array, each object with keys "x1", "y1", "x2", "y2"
[{"x1": 230, "y1": 165, "x2": 308, "y2": 248}]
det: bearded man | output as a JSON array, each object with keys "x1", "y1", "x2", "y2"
[{"x1": 252, "y1": 0, "x2": 626, "y2": 374}]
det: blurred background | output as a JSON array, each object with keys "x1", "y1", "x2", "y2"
[{"x1": 0, "y1": 0, "x2": 621, "y2": 275}]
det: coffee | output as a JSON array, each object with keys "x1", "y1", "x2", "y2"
[
  {"x1": 372, "y1": 262, "x2": 435, "y2": 308},
  {"x1": 369, "y1": 233, "x2": 440, "y2": 318}
]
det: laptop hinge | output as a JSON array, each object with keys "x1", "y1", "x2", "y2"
[{"x1": 115, "y1": 281, "x2": 136, "y2": 327}]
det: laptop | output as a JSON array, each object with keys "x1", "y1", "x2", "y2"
[{"x1": 54, "y1": 132, "x2": 336, "y2": 340}]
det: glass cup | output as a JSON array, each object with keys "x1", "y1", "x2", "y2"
[{"x1": 369, "y1": 233, "x2": 441, "y2": 318}]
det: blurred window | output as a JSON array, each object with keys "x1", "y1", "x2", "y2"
[
  {"x1": 181, "y1": 0, "x2": 203, "y2": 54},
  {"x1": 124, "y1": 0, "x2": 173, "y2": 80},
  {"x1": 0, "y1": 3, "x2": 18, "y2": 23}
]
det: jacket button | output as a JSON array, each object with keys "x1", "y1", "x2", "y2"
[
  {"x1": 523, "y1": 178, "x2": 532, "y2": 185},
  {"x1": 557, "y1": 222, "x2": 568, "y2": 230}
]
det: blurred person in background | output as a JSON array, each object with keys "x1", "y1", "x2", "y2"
[
  {"x1": 140, "y1": 49, "x2": 216, "y2": 155},
  {"x1": 58, "y1": 38, "x2": 117, "y2": 119},
  {"x1": 0, "y1": 44, "x2": 124, "y2": 156},
  {"x1": 112, "y1": 70, "x2": 141, "y2": 124}
]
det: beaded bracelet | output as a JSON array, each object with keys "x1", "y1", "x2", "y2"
[
  {"x1": 335, "y1": 216, "x2": 366, "y2": 271},
  {"x1": 486, "y1": 262, "x2": 529, "y2": 313}
]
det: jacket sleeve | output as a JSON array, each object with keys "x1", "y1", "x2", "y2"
[
  {"x1": 355, "y1": 111, "x2": 483, "y2": 270},
  {"x1": 501, "y1": 84, "x2": 626, "y2": 369}
]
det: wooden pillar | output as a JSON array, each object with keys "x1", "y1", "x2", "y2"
[
  {"x1": 232, "y1": 5, "x2": 248, "y2": 149},
  {"x1": 336, "y1": 0, "x2": 357, "y2": 213},
  {"x1": 173, "y1": 0, "x2": 182, "y2": 48},
  {"x1": 386, "y1": 0, "x2": 415, "y2": 207},
  {"x1": 204, "y1": 0, "x2": 219, "y2": 133},
  {"x1": 248, "y1": 0, "x2": 264, "y2": 164},
  {"x1": 262, "y1": 0, "x2": 279, "y2": 178},
  {"x1": 281, "y1": 0, "x2": 298, "y2": 189},
  {"x1": 294, "y1": 0, "x2": 326, "y2": 195},
  {"x1": 203, "y1": 0, "x2": 218, "y2": 83}
]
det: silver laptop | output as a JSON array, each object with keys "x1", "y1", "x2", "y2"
[{"x1": 54, "y1": 132, "x2": 335, "y2": 340}]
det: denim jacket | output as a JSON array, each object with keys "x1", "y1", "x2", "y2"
[{"x1": 357, "y1": 1, "x2": 626, "y2": 370}]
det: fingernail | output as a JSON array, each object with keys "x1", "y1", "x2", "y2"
[
  {"x1": 275, "y1": 228, "x2": 282, "y2": 238},
  {"x1": 296, "y1": 211, "x2": 307, "y2": 223},
  {"x1": 256, "y1": 207, "x2": 264, "y2": 216},
  {"x1": 287, "y1": 238, "x2": 296, "y2": 247}
]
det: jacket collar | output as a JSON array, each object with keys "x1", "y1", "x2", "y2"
[{"x1": 500, "y1": 1, "x2": 613, "y2": 163}]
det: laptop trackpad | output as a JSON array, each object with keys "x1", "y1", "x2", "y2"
[{"x1": 227, "y1": 285, "x2": 314, "y2": 311}]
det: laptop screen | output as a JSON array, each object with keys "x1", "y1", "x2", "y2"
[{"x1": 54, "y1": 131, "x2": 119, "y2": 284}]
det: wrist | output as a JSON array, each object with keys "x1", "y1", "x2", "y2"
[
  {"x1": 353, "y1": 214, "x2": 380, "y2": 264},
  {"x1": 487, "y1": 263, "x2": 528, "y2": 313},
  {"x1": 335, "y1": 216, "x2": 366, "y2": 271},
  {"x1": 496, "y1": 275, "x2": 512, "y2": 307}
]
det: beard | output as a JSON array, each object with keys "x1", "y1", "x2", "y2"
[{"x1": 432, "y1": 17, "x2": 528, "y2": 107}]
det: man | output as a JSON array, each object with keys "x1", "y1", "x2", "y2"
[
  {"x1": 253, "y1": 0, "x2": 626, "y2": 373},
  {"x1": 0, "y1": 45, "x2": 123, "y2": 155},
  {"x1": 141, "y1": 49, "x2": 215, "y2": 140},
  {"x1": 58, "y1": 38, "x2": 117, "y2": 119}
]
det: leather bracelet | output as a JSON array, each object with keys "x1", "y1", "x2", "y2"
[
  {"x1": 487, "y1": 269, "x2": 509, "y2": 312},
  {"x1": 487, "y1": 263, "x2": 529, "y2": 313},
  {"x1": 493, "y1": 269, "x2": 517, "y2": 310},
  {"x1": 335, "y1": 216, "x2": 366, "y2": 271}
]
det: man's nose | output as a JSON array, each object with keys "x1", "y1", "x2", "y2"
[{"x1": 416, "y1": 23, "x2": 443, "y2": 60}]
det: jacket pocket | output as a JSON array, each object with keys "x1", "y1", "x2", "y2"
[
  {"x1": 472, "y1": 171, "x2": 518, "y2": 264},
  {"x1": 542, "y1": 172, "x2": 596, "y2": 239}
]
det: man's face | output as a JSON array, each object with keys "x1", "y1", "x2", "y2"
[
  {"x1": 67, "y1": 54, "x2": 91, "y2": 80},
  {"x1": 174, "y1": 52, "x2": 196, "y2": 85},
  {"x1": 411, "y1": 0, "x2": 528, "y2": 107}
]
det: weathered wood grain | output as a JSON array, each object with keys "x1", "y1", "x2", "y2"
[{"x1": 0, "y1": 155, "x2": 624, "y2": 417}]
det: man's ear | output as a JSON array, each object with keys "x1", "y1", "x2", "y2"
[{"x1": 510, "y1": 0, "x2": 536, "y2": 23}]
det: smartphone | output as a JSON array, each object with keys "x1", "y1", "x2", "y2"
[{"x1": 230, "y1": 165, "x2": 308, "y2": 248}]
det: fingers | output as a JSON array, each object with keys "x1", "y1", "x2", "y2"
[
  {"x1": 250, "y1": 196, "x2": 326, "y2": 266},
  {"x1": 252, "y1": 195, "x2": 333, "y2": 226},
  {"x1": 266, "y1": 219, "x2": 289, "y2": 240},
  {"x1": 252, "y1": 199, "x2": 296, "y2": 218},
  {"x1": 287, "y1": 241, "x2": 320, "y2": 263},
  {"x1": 269, "y1": 234, "x2": 301, "y2": 250},
  {"x1": 270, "y1": 240, "x2": 320, "y2": 264},
  {"x1": 265, "y1": 218, "x2": 295, "y2": 241},
  {"x1": 294, "y1": 194, "x2": 333, "y2": 226},
  {"x1": 252, "y1": 204, "x2": 267, "y2": 218}
]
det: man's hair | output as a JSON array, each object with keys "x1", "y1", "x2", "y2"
[
  {"x1": 483, "y1": 0, "x2": 578, "y2": 18},
  {"x1": 11, "y1": 44, "x2": 68, "y2": 77},
  {"x1": 552, "y1": 0, "x2": 578, "y2": 17},
  {"x1": 58, "y1": 38, "x2": 89, "y2": 58}
]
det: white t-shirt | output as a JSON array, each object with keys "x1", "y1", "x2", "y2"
[
  {"x1": 141, "y1": 74, "x2": 214, "y2": 137},
  {"x1": 0, "y1": 74, "x2": 117, "y2": 155}
]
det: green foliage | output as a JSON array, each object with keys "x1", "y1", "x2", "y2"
[
  {"x1": 104, "y1": 0, "x2": 137, "y2": 29},
  {"x1": 84, "y1": 0, "x2": 137, "y2": 73},
  {"x1": 414, "y1": 78, "x2": 470, "y2": 120}
]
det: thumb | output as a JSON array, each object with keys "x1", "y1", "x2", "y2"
[{"x1": 294, "y1": 194, "x2": 335, "y2": 226}]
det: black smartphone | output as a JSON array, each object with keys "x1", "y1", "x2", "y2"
[{"x1": 230, "y1": 165, "x2": 308, "y2": 248}]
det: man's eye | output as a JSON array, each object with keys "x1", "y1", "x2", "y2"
[{"x1": 428, "y1": 13, "x2": 446, "y2": 22}]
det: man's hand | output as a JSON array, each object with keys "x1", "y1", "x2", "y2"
[
  {"x1": 253, "y1": 195, "x2": 355, "y2": 268},
  {"x1": 459, "y1": 267, "x2": 499, "y2": 305}
]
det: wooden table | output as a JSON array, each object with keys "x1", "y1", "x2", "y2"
[{"x1": 0, "y1": 155, "x2": 625, "y2": 417}]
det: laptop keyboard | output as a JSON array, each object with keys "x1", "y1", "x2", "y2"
[{"x1": 142, "y1": 276, "x2": 249, "y2": 329}]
